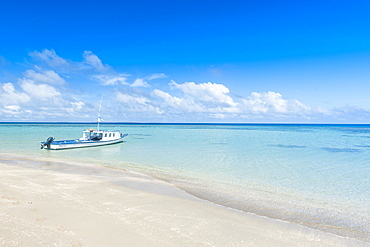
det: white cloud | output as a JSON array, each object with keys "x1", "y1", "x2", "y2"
[
  {"x1": 241, "y1": 91, "x2": 310, "y2": 116},
  {"x1": 153, "y1": 89, "x2": 233, "y2": 113},
  {"x1": 94, "y1": 74, "x2": 129, "y2": 85},
  {"x1": 116, "y1": 92, "x2": 163, "y2": 113},
  {"x1": 2, "y1": 105, "x2": 20, "y2": 115},
  {"x1": 4, "y1": 105, "x2": 20, "y2": 111},
  {"x1": 152, "y1": 89, "x2": 185, "y2": 108},
  {"x1": 152, "y1": 82, "x2": 313, "y2": 120},
  {"x1": 2, "y1": 83, "x2": 17, "y2": 94},
  {"x1": 152, "y1": 81, "x2": 239, "y2": 115},
  {"x1": 63, "y1": 101, "x2": 86, "y2": 114},
  {"x1": 28, "y1": 49, "x2": 69, "y2": 68},
  {"x1": 1, "y1": 105, "x2": 33, "y2": 117},
  {"x1": 0, "y1": 82, "x2": 31, "y2": 105},
  {"x1": 71, "y1": 101, "x2": 85, "y2": 111},
  {"x1": 147, "y1": 73, "x2": 167, "y2": 80},
  {"x1": 170, "y1": 81, "x2": 237, "y2": 107},
  {"x1": 131, "y1": 78, "x2": 150, "y2": 88},
  {"x1": 211, "y1": 113, "x2": 229, "y2": 119},
  {"x1": 19, "y1": 79, "x2": 61, "y2": 100},
  {"x1": 83, "y1": 51, "x2": 109, "y2": 72},
  {"x1": 116, "y1": 92, "x2": 150, "y2": 105},
  {"x1": 331, "y1": 106, "x2": 370, "y2": 119},
  {"x1": 29, "y1": 49, "x2": 111, "y2": 75},
  {"x1": 130, "y1": 73, "x2": 167, "y2": 88},
  {"x1": 24, "y1": 68, "x2": 66, "y2": 85}
]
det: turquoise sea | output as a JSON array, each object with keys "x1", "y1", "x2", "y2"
[{"x1": 1, "y1": 123, "x2": 369, "y2": 242}]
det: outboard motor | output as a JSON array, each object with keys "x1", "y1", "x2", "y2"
[{"x1": 41, "y1": 137, "x2": 54, "y2": 149}]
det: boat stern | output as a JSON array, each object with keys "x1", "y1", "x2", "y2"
[{"x1": 40, "y1": 136, "x2": 54, "y2": 149}]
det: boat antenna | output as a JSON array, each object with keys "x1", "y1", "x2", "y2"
[{"x1": 97, "y1": 94, "x2": 103, "y2": 131}]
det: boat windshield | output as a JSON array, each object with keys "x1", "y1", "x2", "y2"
[
  {"x1": 91, "y1": 132, "x2": 103, "y2": 141},
  {"x1": 81, "y1": 130, "x2": 104, "y2": 141}
]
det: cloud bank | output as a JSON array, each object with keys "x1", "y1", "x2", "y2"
[{"x1": 1, "y1": 49, "x2": 369, "y2": 123}]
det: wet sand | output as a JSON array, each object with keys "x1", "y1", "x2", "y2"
[{"x1": 0, "y1": 156, "x2": 368, "y2": 246}]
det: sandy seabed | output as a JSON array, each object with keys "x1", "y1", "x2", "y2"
[{"x1": 0, "y1": 155, "x2": 368, "y2": 247}]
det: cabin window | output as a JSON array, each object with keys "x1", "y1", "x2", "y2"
[
  {"x1": 82, "y1": 132, "x2": 91, "y2": 140},
  {"x1": 109, "y1": 133, "x2": 111, "y2": 137},
  {"x1": 113, "y1": 133, "x2": 115, "y2": 137},
  {"x1": 104, "y1": 133, "x2": 107, "y2": 137}
]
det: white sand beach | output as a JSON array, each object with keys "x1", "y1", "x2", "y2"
[{"x1": 0, "y1": 156, "x2": 368, "y2": 247}]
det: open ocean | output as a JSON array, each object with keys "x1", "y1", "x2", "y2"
[{"x1": 1, "y1": 123, "x2": 369, "y2": 242}]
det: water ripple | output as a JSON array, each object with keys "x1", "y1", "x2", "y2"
[
  {"x1": 269, "y1": 144, "x2": 306, "y2": 149},
  {"x1": 321, "y1": 147, "x2": 362, "y2": 153}
]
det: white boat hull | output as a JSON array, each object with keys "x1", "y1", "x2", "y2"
[{"x1": 42, "y1": 135, "x2": 127, "y2": 150}]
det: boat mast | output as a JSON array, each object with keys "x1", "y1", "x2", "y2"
[{"x1": 97, "y1": 95, "x2": 103, "y2": 131}]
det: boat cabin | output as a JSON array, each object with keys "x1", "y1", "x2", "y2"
[{"x1": 80, "y1": 129, "x2": 121, "y2": 141}]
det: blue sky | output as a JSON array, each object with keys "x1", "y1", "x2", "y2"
[{"x1": 1, "y1": 0, "x2": 370, "y2": 123}]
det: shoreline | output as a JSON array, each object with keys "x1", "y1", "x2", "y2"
[{"x1": 1, "y1": 154, "x2": 368, "y2": 246}]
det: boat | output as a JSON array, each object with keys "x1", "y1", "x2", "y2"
[
  {"x1": 41, "y1": 97, "x2": 128, "y2": 150},
  {"x1": 41, "y1": 129, "x2": 128, "y2": 150}
]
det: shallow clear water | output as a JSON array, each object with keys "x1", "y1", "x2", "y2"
[{"x1": 1, "y1": 123, "x2": 369, "y2": 241}]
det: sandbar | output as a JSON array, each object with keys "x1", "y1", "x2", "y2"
[{"x1": 0, "y1": 155, "x2": 368, "y2": 246}]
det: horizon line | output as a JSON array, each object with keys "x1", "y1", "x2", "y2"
[{"x1": 0, "y1": 121, "x2": 369, "y2": 125}]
